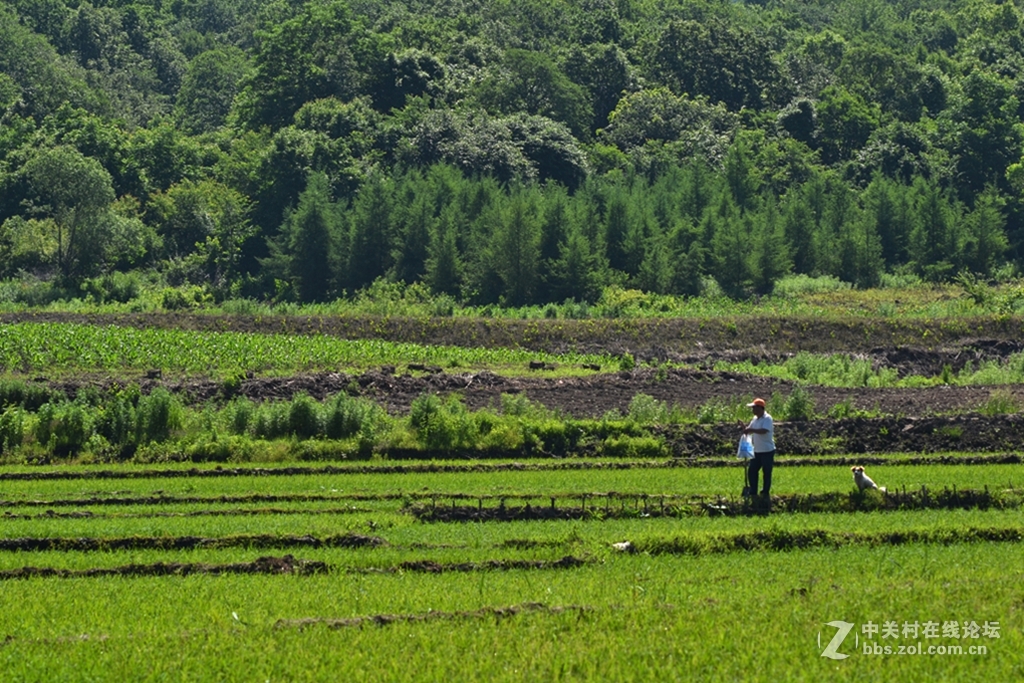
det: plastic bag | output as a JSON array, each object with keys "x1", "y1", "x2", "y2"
[{"x1": 737, "y1": 434, "x2": 754, "y2": 459}]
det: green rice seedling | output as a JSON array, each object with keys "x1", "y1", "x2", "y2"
[
  {"x1": 600, "y1": 434, "x2": 666, "y2": 458},
  {"x1": 0, "y1": 542, "x2": 1019, "y2": 682}
]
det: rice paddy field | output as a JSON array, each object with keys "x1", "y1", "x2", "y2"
[
  {"x1": 0, "y1": 307, "x2": 1022, "y2": 681},
  {"x1": 0, "y1": 455, "x2": 1020, "y2": 682}
]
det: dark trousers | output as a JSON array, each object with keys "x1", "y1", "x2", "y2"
[{"x1": 748, "y1": 450, "x2": 775, "y2": 496}]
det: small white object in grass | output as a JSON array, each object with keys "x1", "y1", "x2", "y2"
[{"x1": 612, "y1": 541, "x2": 632, "y2": 551}]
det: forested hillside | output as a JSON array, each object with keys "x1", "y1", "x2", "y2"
[{"x1": 2, "y1": 0, "x2": 1024, "y2": 306}]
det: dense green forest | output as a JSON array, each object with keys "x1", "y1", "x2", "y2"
[{"x1": 3, "y1": 0, "x2": 1024, "y2": 306}]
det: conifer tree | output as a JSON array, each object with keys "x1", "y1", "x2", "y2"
[
  {"x1": 636, "y1": 230, "x2": 673, "y2": 294},
  {"x1": 493, "y1": 189, "x2": 542, "y2": 305},
  {"x1": 604, "y1": 187, "x2": 630, "y2": 272},
  {"x1": 709, "y1": 192, "x2": 751, "y2": 297},
  {"x1": 724, "y1": 137, "x2": 759, "y2": 214},
  {"x1": 908, "y1": 177, "x2": 956, "y2": 281},
  {"x1": 752, "y1": 194, "x2": 791, "y2": 295},
  {"x1": 862, "y1": 174, "x2": 907, "y2": 268},
  {"x1": 392, "y1": 190, "x2": 434, "y2": 284},
  {"x1": 549, "y1": 218, "x2": 604, "y2": 303},
  {"x1": 782, "y1": 191, "x2": 816, "y2": 275},
  {"x1": 425, "y1": 203, "x2": 463, "y2": 297},
  {"x1": 960, "y1": 187, "x2": 1008, "y2": 275},
  {"x1": 668, "y1": 221, "x2": 705, "y2": 297},
  {"x1": 348, "y1": 173, "x2": 394, "y2": 289},
  {"x1": 267, "y1": 172, "x2": 338, "y2": 302}
]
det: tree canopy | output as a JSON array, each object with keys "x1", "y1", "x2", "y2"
[{"x1": 3, "y1": 0, "x2": 1024, "y2": 301}]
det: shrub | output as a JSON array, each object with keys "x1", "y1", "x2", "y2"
[
  {"x1": 35, "y1": 401, "x2": 91, "y2": 456},
  {"x1": 827, "y1": 398, "x2": 857, "y2": 419},
  {"x1": 220, "y1": 374, "x2": 244, "y2": 399},
  {"x1": 254, "y1": 402, "x2": 290, "y2": 440},
  {"x1": 161, "y1": 285, "x2": 210, "y2": 310},
  {"x1": 627, "y1": 393, "x2": 668, "y2": 425},
  {"x1": 138, "y1": 388, "x2": 181, "y2": 443},
  {"x1": 601, "y1": 435, "x2": 665, "y2": 458},
  {"x1": 81, "y1": 272, "x2": 142, "y2": 304},
  {"x1": 500, "y1": 393, "x2": 549, "y2": 419},
  {"x1": 0, "y1": 407, "x2": 24, "y2": 453},
  {"x1": 185, "y1": 436, "x2": 235, "y2": 463},
  {"x1": 696, "y1": 400, "x2": 734, "y2": 424},
  {"x1": 0, "y1": 380, "x2": 60, "y2": 412},
  {"x1": 324, "y1": 394, "x2": 369, "y2": 439},
  {"x1": 781, "y1": 386, "x2": 815, "y2": 421},
  {"x1": 288, "y1": 393, "x2": 322, "y2": 439},
  {"x1": 225, "y1": 397, "x2": 255, "y2": 435},
  {"x1": 532, "y1": 420, "x2": 582, "y2": 455},
  {"x1": 95, "y1": 388, "x2": 140, "y2": 448},
  {"x1": 409, "y1": 393, "x2": 443, "y2": 432},
  {"x1": 410, "y1": 394, "x2": 475, "y2": 450}
]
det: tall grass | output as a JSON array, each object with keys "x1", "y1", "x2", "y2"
[{"x1": 717, "y1": 350, "x2": 1024, "y2": 388}]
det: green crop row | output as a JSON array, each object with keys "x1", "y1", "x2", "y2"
[
  {"x1": 0, "y1": 322, "x2": 614, "y2": 378},
  {"x1": 1, "y1": 462, "x2": 1020, "y2": 503}
]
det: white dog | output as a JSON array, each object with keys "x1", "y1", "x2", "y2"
[{"x1": 851, "y1": 466, "x2": 886, "y2": 492}]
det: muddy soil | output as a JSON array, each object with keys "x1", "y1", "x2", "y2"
[
  {"x1": 276, "y1": 602, "x2": 594, "y2": 630},
  {"x1": 0, "y1": 532, "x2": 385, "y2": 553},
  {"x1": 0, "y1": 555, "x2": 326, "y2": 580},
  {"x1": 48, "y1": 364, "x2": 1024, "y2": 419}
]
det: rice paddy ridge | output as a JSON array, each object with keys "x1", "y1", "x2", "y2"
[
  {"x1": 0, "y1": 526, "x2": 1022, "y2": 574},
  {"x1": 0, "y1": 451, "x2": 1019, "y2": 482}
]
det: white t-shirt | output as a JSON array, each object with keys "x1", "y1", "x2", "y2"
[{"x1": 747, "y1": 413, "x2": 775, "y2": 453}]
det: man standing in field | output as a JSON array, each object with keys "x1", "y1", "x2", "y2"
[{"x1": 739, "y1": 398, "x2": 776, "y2": 498}]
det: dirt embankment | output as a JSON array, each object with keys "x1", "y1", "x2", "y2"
[{"x1": 46, "y1": 362, "x2": 1024, "y2": 419}]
